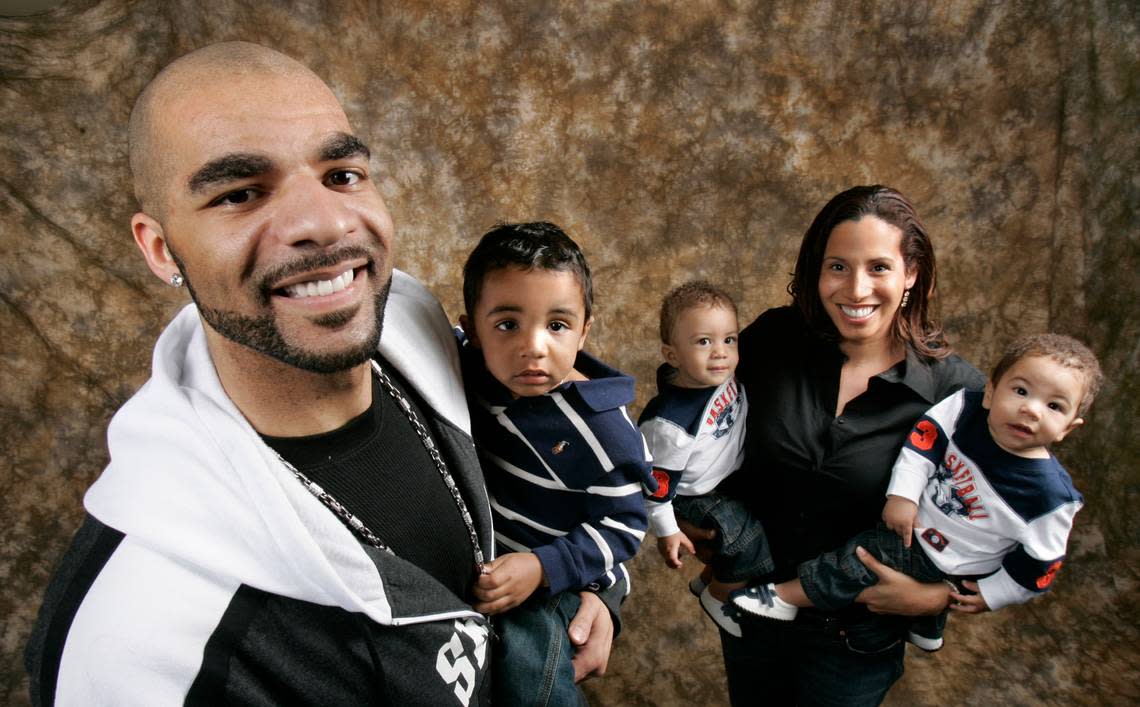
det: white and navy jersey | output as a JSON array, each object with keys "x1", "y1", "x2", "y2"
[
  {"x1": 638, "y1": 365, "x2": 747, "y2": 537},
  {"x1": 887, "y1": 389, "x2": 1083, "y2": 610},
  {"x1": 460, "y1": 341, "x2": 653, "y2": 596}
]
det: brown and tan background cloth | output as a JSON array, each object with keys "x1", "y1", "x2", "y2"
[{"x1": 2, "y1": 1, "x2": 1137, "y2": 704}]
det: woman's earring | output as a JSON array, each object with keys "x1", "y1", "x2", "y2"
[
  {"x1": 900, "y1": 289, "x2": 911, "y2": 309},
  {"x1": 170, "y1": 273, "x2": 184, "y2": 288}
]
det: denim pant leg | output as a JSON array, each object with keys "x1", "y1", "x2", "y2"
[
  {"x1": 798, "y1": 524, "x2": 944, "y2": 611},
  {"x1": 906, "y1": 551, "x2": 970, "y2": 643},
  {"x1": 674, "y1": 492, "x2": 775, "y2": 582},
  {"x1": 493, "y1": 591, "x2": 586, "y2": 707},
  {"x1": 908, "y1": 610, "x2": 948, "y2": 643},
  {"x1": 720, "y1": 612, "x2": 905, "y2": 707}
]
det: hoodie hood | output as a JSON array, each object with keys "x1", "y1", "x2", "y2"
[{"x1": 84, "y1": 270, "x2": 476, "y2": 626}]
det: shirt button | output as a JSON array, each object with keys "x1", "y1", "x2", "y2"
[{"x1": 836, "y1": 417, "x2": 845, "y2": 425}]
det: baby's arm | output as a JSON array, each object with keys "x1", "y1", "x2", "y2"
[
  {"x1": 646, "y1": 492, "x2": 695, "y2": 569},
  {"x1": 970, "y1": 497, "x2": 1081, "y2": 612},
  {"x1": 882, "y1": 496, "x2": 918, "y2": 548},
  {"x1": 640, "y1": 417, "x2": 695, "y2": 570},
  {"x1": 885, "y1": 402, "x2": 957, "y2": 543},
  {"x1": 472, "y1": 552, "x2": 545, "y2": 615},
  {"x1": 657, "y1": 531, "x2": 696, "y2": 569}
]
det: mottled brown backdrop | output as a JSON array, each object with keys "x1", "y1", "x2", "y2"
[{"x1": 2, "y1": 1, "x2": 1137, "y2": 704}]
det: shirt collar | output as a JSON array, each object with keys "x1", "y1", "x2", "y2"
[
  {"x1": 462, "y1": 345, "x2": 634, "y2": 412},
  {"x1": 875, "y1": 346, "x2": 941, "y2": 403},
  {"x1": 571, "y1": 351, "x2": 636, "y2": 411},
  {"x1": 811, "y1": 320, "x2": 942, "y2": 403}
]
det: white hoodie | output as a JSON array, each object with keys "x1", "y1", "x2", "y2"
[{"x1": 38, "y1": 271, "x2": 496, "y2": 706}]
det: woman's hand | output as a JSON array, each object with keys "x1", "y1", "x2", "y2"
[
  {"x1": 854, "y1": 546, "x2": 950, "y2": 616},
  {"x1": 675, "y1": 518, "x2": 717, "y2": 563}
]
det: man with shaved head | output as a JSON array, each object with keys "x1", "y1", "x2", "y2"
[{"x1": 25, "y1": 42, "x2": 617, "y2": 706}]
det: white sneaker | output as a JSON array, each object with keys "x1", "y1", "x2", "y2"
[
  {"x1": 688, "y1": 574, "x2": 708, "y2": 597},
  {"x1": 699, "y1": 587, "x2": 743, "y2": 637},
  {"x1": 907, "y1": 631, "x2": 944, "y2": 652},
  {"x1": 731, "y1": 583, "x2": 799, "y2": 621}
]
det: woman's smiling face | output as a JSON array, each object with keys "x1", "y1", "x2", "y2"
[{"x1": 817, "y1": 216, "x2": 917, "y2": 348}]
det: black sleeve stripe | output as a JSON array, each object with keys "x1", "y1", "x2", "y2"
[
  {"x1": 26, "y1": 515, "x2": 125, "y2": 707},
  {"x1": 186, "y1": 589, "x2": 391, "y2": 705},
  {"x1": 184, "y1": 586, "x2": 270, "y2": 705}
]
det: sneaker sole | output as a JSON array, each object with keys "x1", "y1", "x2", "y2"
[
  {"x1": 731, "y1": 594, "x2": 798, "y2": 621},
  {"x1": 688, "y1": 576, "x2": 707, "y2": 598},
  {"x1": 699, "y1": 589, "x2": 743, "y2": 637},
  {"x1": 907, "y1": 632, "x2": 944, "y2": 652}
]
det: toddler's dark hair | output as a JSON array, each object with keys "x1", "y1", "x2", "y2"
[{"x1": 462, "y1": 222, "x2": 593, "y2": 321}]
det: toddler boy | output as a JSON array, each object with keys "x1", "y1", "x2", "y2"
[
  {"x1": 734, "y1": 333, "x2": 1102, "y2": 651},
  {"x1": 458, "y1": 222, "x2": 653, "y2": 705},
  {"x1": 639, "y1": 281, "x2": 774, "y2": 637}
]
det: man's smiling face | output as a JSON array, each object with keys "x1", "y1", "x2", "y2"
[{"x1": 140, "y1": 65, "x2": 395, "y2": 373}]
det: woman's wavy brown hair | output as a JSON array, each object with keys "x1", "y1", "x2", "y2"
[{"x1": 787, "y1": 185, "x2": 951, "y2": 360}]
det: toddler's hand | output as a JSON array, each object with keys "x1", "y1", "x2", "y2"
[
  {"x1": 675, "y1": 518, "x2": 717, "y2": 563},
  {"x1": 882, "y1": 495, "x2": 918, "y2": 548},
  {"x1": 656, "y1": 532, "x2": 696, "y2": 569},
  {"x1": 472, "y1": 552, "x2": 544, "y2": 615}
]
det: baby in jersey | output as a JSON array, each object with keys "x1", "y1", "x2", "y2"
[
  {"x1": 733, "y1": 333, "x2": 1102, "y2": 651},
  {"x1": 640, "y1": 281, "x2": 774, "y2": 637}
]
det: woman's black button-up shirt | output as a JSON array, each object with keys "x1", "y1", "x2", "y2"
[{"x1": 730, "y1": 306, "x2": 984, "y2": 583}]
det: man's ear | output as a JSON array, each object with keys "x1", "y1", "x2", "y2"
[
  {"x1": 662, "y1": 343, "x2": 679, "y2": 368},
  {"x1": 131, "y1": 212, "x2": 180, "y2": 284},
  {"x1": 459, "y1": 314, "x2": 479, "y2": 348},
  {"x1": 577, "y1": 316, "x2": 594, "y2": 351},
  {"x1": 982, "y1": 380, "x2": 994, "y2": 409}
]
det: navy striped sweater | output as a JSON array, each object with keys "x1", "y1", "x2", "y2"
[{"x1": 460, "y1": 340, "x2": 655, "y2": 595}]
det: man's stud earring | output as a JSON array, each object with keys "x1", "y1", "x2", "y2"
[{"x1": 170, "y1": 273, "x2": 184, "y2": 288}]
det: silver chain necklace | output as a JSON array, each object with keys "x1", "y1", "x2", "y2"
[{"x1": 274, "y1": 361, "x2": 486, "y2": 574}]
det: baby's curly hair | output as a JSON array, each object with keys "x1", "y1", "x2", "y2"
[
  {"x1": 659, "y1": 281, "x2": 738, "y2": 344},
  {"x1": 991, "y1": 333, "x2": 1103, "y2": 416}
]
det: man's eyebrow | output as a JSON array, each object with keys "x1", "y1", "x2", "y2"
[
  {"x1": 319, "y1": 132, "x2": 371, "y2": 162},
  {"x1": 187, "y1": 153, "x2": 273, "y2": 194}
]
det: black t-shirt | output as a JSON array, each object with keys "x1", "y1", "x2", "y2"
[
  {"x1": 262, "y1": 359, "x2": 477, "y2": 600},
  {"x1": 730, "y1": 306, "x2": 984, "y2": 582}
]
